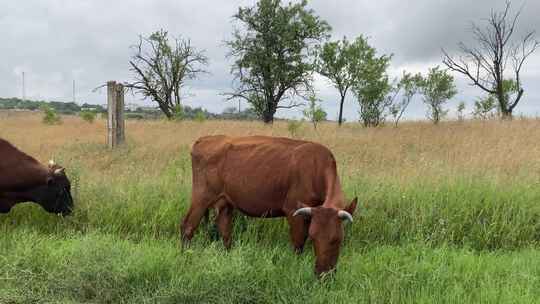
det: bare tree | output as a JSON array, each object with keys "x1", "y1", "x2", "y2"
[
  {"x1": 443, "y1": 1, "x2": 539, "y2": 119},
  {"x1": 129, "y1": 30, "x2": 208, "y2": 119}
]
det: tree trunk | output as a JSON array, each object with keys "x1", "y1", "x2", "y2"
[
  {"x1": 432, "y1": 106, "x2": 440, "y2": 125},
  {"x1": 262, "y1": 112, "x2": 274, "y2": 124},
  {"x1": 500, "y1": 108, "x2": 513, "y2": 120},
  {"x1": 262, "y1": 104, "x2": 275, "y2": 124},
  {"x1": 161, "y1": 105, "x2": 172, "y2": 119},
  {"x1": 261, "y1": 99, "x2": 277, "y2": 124},
  {"x1": 338, "y1": 94, "x2": 345, "y2": 126},
  {"x1": 496, "y1": 88, "x2": 513, "y2": 120}
]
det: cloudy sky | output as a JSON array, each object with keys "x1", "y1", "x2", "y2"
[{"x1": 1, "y1": 0, "x2": 539, "y2": 120}]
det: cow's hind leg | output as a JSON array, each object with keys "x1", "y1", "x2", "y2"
[
  {"x1": 287, "y1": 215, "x2": 309, "y2": 254},
  {"x1": 215, "y1": 202, "x2": 234, "y2": 249}
]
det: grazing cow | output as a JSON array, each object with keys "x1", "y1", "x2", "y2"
[
  {"x1": 181, "y1": 135, "x2": 357, "y2": 276},
  {"x1": 0, "y1": 138, "x2": 73, "y2": 215}
]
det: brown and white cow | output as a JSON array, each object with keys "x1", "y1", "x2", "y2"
[
  {"x1": 181, "y1": 135, "x2": 357, "y2": 276},
  {"x1": 0, "y1": 138, "x2": 73, "y2": 215}
]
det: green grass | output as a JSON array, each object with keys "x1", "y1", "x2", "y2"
[
  {"x1": 1, "y1": 230, "x2": 540, "y2": 303},
  {"x1": 2, "y1": 146, "x2": 540, "y2": 303}
]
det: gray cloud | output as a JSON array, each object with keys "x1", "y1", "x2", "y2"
[
  {"x1": 1, "y1": 0, "x2": 539, "y2": 120},
  {"x1": 312, "y1": 0, "x2": 540, "y2": 63}
]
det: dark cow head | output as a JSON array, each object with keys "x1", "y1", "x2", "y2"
[
  {"x1": 293, "y1": 197, "x2": 357, "y2": 277},
  {"x1": 32, "y1": 161, "x2": 74, "y2": 215}
]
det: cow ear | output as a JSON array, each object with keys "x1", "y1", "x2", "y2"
[{"x1": 345, "y1": 197, "x2": 358, "y2": 215}]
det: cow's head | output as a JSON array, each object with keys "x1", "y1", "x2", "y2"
[
  {"x1": 293, "y1": 197, "x2": 357, "y2": 277},
  {"x1": 32, "y1": 160, "x2": 74, "y2": 215}
]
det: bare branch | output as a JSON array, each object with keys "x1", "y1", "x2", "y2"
[
  {"x1": 91, "y1": 83, "x2": 108, "y2": 93},
  {"x1": 276, "y1": 101, "x2": 306, "y2": 109},
  {"x1": 442, "y1": 49, "x2": 496, "y2": 94},
  {"x1": 442, "y1": 1, "x2": 538, "y2": 117}
]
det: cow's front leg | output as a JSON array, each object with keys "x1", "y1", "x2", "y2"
[
  {"x1": 287, "y1": 215, "x2": 309, "y2": 254},
  {"x1": 181, "y1": 206, "x2": 207, "y2": 247}
]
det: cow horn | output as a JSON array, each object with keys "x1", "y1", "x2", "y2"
[
  {"x1": 293, "y1": 207, "x2": 312, "y2": 218},
  {"x1": 54, "y1": 168, "x2": 65, "y2": 175},
  {"x1": 338, "y1": 210, "x2": 353, "y2": 223}
]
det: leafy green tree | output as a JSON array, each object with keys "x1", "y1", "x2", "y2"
[
  {"x1": 390, "y1": 71, "x2": 422, "y2": 127},
  {"x1": 457, "y1": 101, "x2": 466, "y2": 121},
  {"x1": 226, "y1": 0, "x2": 331, "y2": 123},
  {"x1": 418, "y1": 66, "x2": 458, "y2": 124},
  {"x1": 316, "y1": 36, "x2": 368, "y2": 125},
  {"x1": 302, "y1": 95, "x2": 327, "y2": 129},
  {"x1": 350, "y1": 40, "x2": 394, "y2": 127},
  {"x1": 129, "y1": 30, "x2": 208, "y2": 119},
  {"x1": 472, "y1": 95, "x2": 497, "y2": 120}
]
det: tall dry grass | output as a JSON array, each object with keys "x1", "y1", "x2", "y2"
[{"x1": 2, "y1": 112, "x2": 539, "y2": 182}]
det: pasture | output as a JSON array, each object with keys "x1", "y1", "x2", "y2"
[{"x1": 1, "y1": 112, "x2": 540, "y2": 303}]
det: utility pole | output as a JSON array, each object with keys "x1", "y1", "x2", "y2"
[
  {"x1": 22, "y1": 72, "x2": 26, "y2": 100},
  {"x1": 73, "y1": 80, "x2": 76, "y2": 103}
]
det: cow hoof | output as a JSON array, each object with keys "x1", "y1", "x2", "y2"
[{"x1": 180, "y1": 237, "x2": 191, "y2": 250}]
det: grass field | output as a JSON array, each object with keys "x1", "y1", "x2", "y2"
[{"x1": 1, "y1": 112, "x2": 540, "y2": 303}]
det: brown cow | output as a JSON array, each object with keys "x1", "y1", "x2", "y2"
[
  {"x1": 181, "y1": 135, "x2": 357, "y2": 276},
  {"x1": 0, "y1": 138, "x2": 73, "y2": 215}
]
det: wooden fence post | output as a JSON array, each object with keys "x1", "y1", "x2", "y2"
[{"x1": 107, "y1": 81, "x2": 125, "y2": 148}]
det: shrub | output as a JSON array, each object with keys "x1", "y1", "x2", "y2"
[
  {"x1": 473, "y1": 95, "x2": 498, "y2": 120},
  {"x1": 302, "y1": 96, "x2": 327, "y2": 130},
  {"x1": 80, "y1": 110, "x2": 97, "y2": 123},
  {"x1": 194, "y1": 110, "x2": 206, "y2": 122},
  {"x1": 41, "y1": 105, "x2": 62, "y2": 125},
  {"x1": 287, "y1": 120, "x2": 302, "y2": 138},
  {"x1": 172, "y1": 105, "x2": 185, "y2": 121}
]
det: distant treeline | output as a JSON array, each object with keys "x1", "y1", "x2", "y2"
[
  {"x1": 0, "y1": 97, "x2": 85, "y2": 114},
  {"x1": 0, "y1": 97, "x2": 258, "y2": 120}
]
